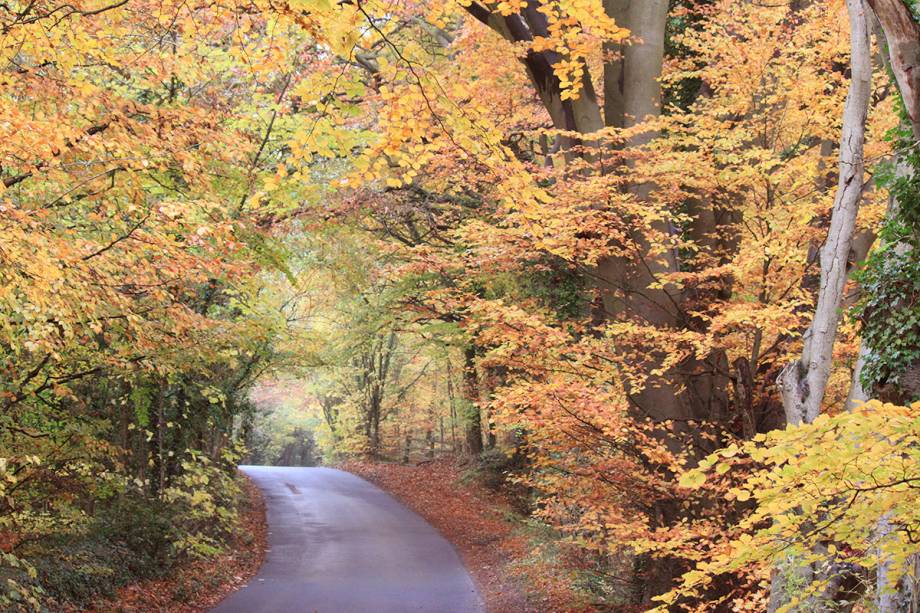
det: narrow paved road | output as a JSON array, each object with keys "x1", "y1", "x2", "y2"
[{"x1": 212, "y1": 466, "x2": 483, "y2": 613}]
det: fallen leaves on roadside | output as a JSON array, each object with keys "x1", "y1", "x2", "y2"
[
  {"x1": 341, "y1": 457, "x2": 593, "y2": 613},
  {"x1": 79, "y1": 474, "x2": 267, "y2": 613}
]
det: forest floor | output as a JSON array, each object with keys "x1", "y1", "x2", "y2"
[
  {"x1": 81, "y1": 474, "x2": 267, "y2": 613},
  {"x1": 341, "y1": 457, "x2": 601, "y2": 613}
]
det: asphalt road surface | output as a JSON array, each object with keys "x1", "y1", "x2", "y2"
[{"x1": 211, "y1": 466, "x2": 484, "y2": 613}]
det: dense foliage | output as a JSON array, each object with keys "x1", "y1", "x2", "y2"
[
  {"x1": 2, "y1": 0, "x2": 919, "y2": 610},
  {"x1": 856, "y1": 120, "x2": 920, "y2": 401},
  {"x1": 0, "y1": 0, "x2": 309, "y2": 606}
]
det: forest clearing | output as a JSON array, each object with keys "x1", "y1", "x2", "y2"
[{"x1": 1, "y1": 0, "x2": 920, "y2": 610}]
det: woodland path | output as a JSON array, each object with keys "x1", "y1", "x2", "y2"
[{"x1": 211, "y1": 466, "x2": 484, "y2": 613}]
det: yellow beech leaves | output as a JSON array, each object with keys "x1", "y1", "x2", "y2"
[{"x1": 666, "y1": 401, "x2": 920, "y2": 609}]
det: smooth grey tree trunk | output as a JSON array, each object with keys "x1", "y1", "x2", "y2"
[
  {"x1": 596, "y1": 0, "x2": 686, "y2": 431},
  {"x1": 769, "y1": 0, "x2": 872, "y2": 610},
  {"x1": 776, "y1": 0, "x2": 872, "y2": 427},
  {"x1": 463, "y1": 0, "x2": 714, "y2": 597},
  {"x1": 464, "y1": 0, "x2": 685, "y2": 424}
]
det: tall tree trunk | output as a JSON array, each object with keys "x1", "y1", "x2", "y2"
[
  {"x1": 156, "y1": 381, "x2": 167, "y2": 497},
  {"x1": 596, "y1": 0, "x2": 694, "y2": 428},
  {"x1": 597, "y1": 0, "x2": 674, "y2": 322},
  {"x1": 370, "y1": 394, "x2": 381, "y2": 457},
  {"x1": 867, "y1": 0, "x2": 920, "y2": 140},
  {"x1": 861, "y1": 2, "x2": 920, "y2": 594},
  {"x1": 776, "y1": 0, "x2": 871, "y2": 427},
  {"x1": 462, "y1": 345, "x2": 483, "y2": 456},
  {"x1": 463, "y1": 0, "x2": 733, "y2": 596},
  {"x1": 446, "y1": 358, "x2": 458, "y2": 452},
  {"x1": 439, "y1": 415, "x2": 445, "y2": 453},
  {"x1": 768, "y1": 1, "x2": 872, "y2": 610},
  {"x1": 402, "y1": 429, "x2": 411, "y2": 464},
  {"x1": 465, "y1": 1, "x2": 692, "y2": 427}
]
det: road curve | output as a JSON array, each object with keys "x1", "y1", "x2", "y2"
[{"x1": 212, "y1": 466, "x2": 484, "y2": 613}]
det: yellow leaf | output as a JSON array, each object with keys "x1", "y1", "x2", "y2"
[{"x1": 679, "y1": 470, "x2": 707, "y2": 489}]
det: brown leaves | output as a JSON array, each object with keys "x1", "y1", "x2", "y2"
[{"x1": 342, "y1": 458, "x2": 594, "y2": 612}]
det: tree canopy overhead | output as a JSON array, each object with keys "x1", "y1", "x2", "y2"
[{"x1": 1, "y1": 0, "x2": 919, "y2": 609}]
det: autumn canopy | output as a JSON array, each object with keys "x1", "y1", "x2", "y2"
[{"x1": 1, "y1": 0, "x2": 919, "y2": 609}]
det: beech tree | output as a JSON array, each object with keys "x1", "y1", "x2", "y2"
[{"x1": 263, "y1": 0, "x2": 900, "y2": 603}]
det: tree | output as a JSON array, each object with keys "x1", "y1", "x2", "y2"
[
  {"x1": 776, "y1": 0, "x2": 872, "y2": 427},
  {"x1": 265, "y1": 0, "x2": 893, "y2": 601},
  {"x1": 0, "y1": 0, "x2": 315, "y2": 605}
]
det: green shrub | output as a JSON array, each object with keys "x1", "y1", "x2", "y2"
[
  {"x1": 163, "y1": 447, "x2": 243, "y2": 558},
  {"x1": 23, "y1": 448, "x2": 246, "y2": 609},
  {"x1": 31, "y1": 494, "x2": 176, "y2": 606}
]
